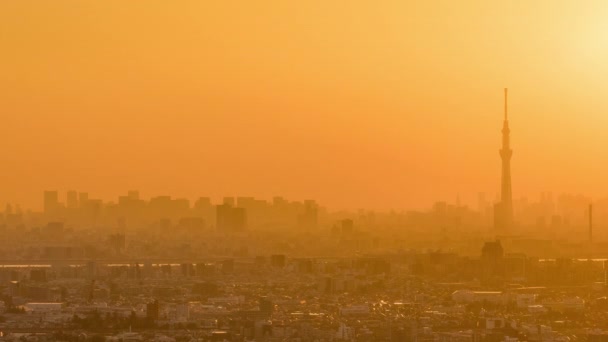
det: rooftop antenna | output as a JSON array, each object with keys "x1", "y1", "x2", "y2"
[{"x1": 504, "y1": 88, "x2": 508, "y2": 120}]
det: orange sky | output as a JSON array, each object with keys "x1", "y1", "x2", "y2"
[{"x1": 2, "y1": 1, "x2": 608, "y2": 211}]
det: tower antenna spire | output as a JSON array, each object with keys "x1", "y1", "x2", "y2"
[
  {"x1": 504, "y1": 88, "x2": 508, "y2": 120},
  {"x1": 496, "y1": 88, "x2": 513, "y2": 232}
]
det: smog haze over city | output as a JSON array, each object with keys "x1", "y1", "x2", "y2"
[{"x1": 2, "y1": 1, "x2": 608, "y2": 342}]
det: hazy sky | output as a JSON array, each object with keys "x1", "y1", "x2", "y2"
[{"x1": 2, "y1": 1, "x2": 608, "y2": 211}]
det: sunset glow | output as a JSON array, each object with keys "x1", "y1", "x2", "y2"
[{"x1": 2, "y1": 1, "x2": 608, "y2": 210}]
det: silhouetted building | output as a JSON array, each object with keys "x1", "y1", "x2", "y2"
[
  {"x1": 221, "y1": 259, "x2": 234, "y2": 273},
  {"x1": 355, "y1": 257, "x2": 391, "y2": 275},
  {"x1": 86, "y1": 261, "x2": 97, "y2": 280},
  {"x1": 197, "y1": 263, "x2": 216, "y2": 277},
  {"x1": 298, "y1": 200, "x2": 319, "y2": 229},
  {"x1": 216, "y1": 204, "x2": 246, "y2": 232},
  {"x1": 481, "y1": 240, "x2": 504, "y2": 286},
  {"x1": 78, "y1": 192, "x2": 89, "y2": 206},
  {"x1": 108, "y1": 233, "x2": 126, "y2": 253},
  {"x1": 43, "y1": 246, "x2": 84, "y2": 259},
  {"x1": 43, "y1": 221, "x2": 64, "y2": 240},
  {"x1": 44, "y1": 191, "x2": 60, "y2": 215},
  {"x1": 26, "y1": 286, "x2": 50, "y2": 301},
  {"x1": 297, "y1": 259, "x2": 314, "y2": 273},
  {"x1": 30, "y1": 269, "x2": 47, "y2": 282},
  {"x1": 181, "y1": 263, "x2": 195, "y2": 277},
  {"x1": 341, "y1": 219, "x2": 354, "y2": 234},
  {"x1": 128, "y1": 190, "x2": 139, "y2": 200},
  {"x1": 270, "y1": 254, "x2": 286, "y2": 268},
  {"x1": 66, "y1": 191, "x2": 78, "y2": 209},
  {"x1": 504, "y1": 253, "x2": 527, "y2": 281},
  {"x1": 193, "y1": 282, "x2": 219, "y2": 297},
  {"x1": 260, "y1": 296, "x2": 273, "y2": 318},
  {"x1": 178, "y1": 217, "x2": 206, "y2": 233},
  {"x1": 147, "y1": 300, "x2": 160, "y2": 320}
]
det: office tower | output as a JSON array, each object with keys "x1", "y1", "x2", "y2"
[
  {"x1": 298, "y1": 200, "x2": 319, "y2": 229},
  {"x1": 270, "y1": 254, "x2": 286, "y2": 268},
  {"x1": 236, "y1": 196, "x2": 254, "y2": 208},
  {"x1": 147, "y1": 300, "x2": 160, "y2": 321},
  {"x1": 43, "y1": 191, "x2": 59, "y2": 214},
  {"x1": 178, "y1": 217, "x2": 205, "y2": 232},
  {"x1": 30, "y1": 269, "x2": 47, "y2": 282},
  {"x1": 481, "y1": 240, "x2": 504, "y2": 285},
  {"x1": 43, "y1": 222, "x2": 64, "y2": 240},
  {"x1": 128, "y1": 190, "x2": 140, "y2": 200},
  {"x1": 223, "y1": 197, "x2": 235, "y2": 207},
  {"x1": 480, "y1": 240, "x2": 504, "y2": 286},
  {"x1": 216, "y1": 204, "x2": 246, "y2": 232},
  {"x1": 340, "y1": 219, "x2": 354, "y2": 234},
  {"x1": 194, "y1": 197, "x2": 212, "y2": 209},
  {"x1": 494, "y1": 88, "x2": 513, "y2": 232},
  {"x1": 66, "y1": 191, "x2": 78, "y2": 209},
  {"x1": 79, "y1": 192, "x2": 89, "y2": 207}
]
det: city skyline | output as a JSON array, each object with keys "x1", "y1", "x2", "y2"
[
  {"x1": 0, "y1": 97, "x2": 597, "y2": 215},
  {"x1": 3, "y1": 2, "x2": 608, "y2": 340},
  {"x1": 3, "y1": 2, "x2": 608, "y2": 211}
]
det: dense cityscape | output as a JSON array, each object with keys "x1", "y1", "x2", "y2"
[
  {"x1": 3, "y1": 90, "x2": 608, "y2": 341},
  {"x1": 4, "y1": 2, "x2": 608, "y2": 341},
  {"x1": 1, "y1": 187, "x2": 608, "y2": 341}
]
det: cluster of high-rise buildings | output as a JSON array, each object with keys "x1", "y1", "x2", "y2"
[{"x1": 37, "y1": 190, "x2": 320, "y2": 233}]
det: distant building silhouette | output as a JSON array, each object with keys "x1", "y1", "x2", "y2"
[
  {"x1": 146, "y1": 300, "x2": 160, "y2": 321},
  {"x1": 481, "y1": 240, "x2": 504, "y2": 286},
  {"x1": 66, "y1": 191, "x2": 78, "y2": 209},
  {"x1": 342, "y1": 219, "x2": 354, "y2": 233},
  {"x1": 43, "y1": 191, "x2": 59, "y2": 215},
  {"x1": 178, "y1": 217, "x2": 206, "y2": 233},
  {"x1": 78, "y1": 192, "x2": 89, "y2": 207},
  {"x1": 494, "y1": 88, "x2": 514, "y2": 232},
  {"x1": 216, "y1": 203, "x2": 246, "y2": 232},
  {"x1": 42, "y1": 221, "x2": 64, "y2": 240},
  {"x1": 128, "y1": 190, "x2": 140, "y2": 200},
  {"x1": 270, "y1": 254, "x2": 286, "y2": 268},
  {"x1": 298, "y1": 200, "x2": 319, "y2": 229}
]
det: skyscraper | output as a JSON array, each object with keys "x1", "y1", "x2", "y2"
[
  {"x1": 494, "y1": 88, "x2": 513, "y2": 232},
  {"x1": 216, "y1": 204, "x2": 246, "y2": 232},
  {"x1": 66, "y1": 191, "x2": 78, "y2": 209},
  {"x1": 43, "y1": 191, "x2": 59, "y2": 215}
]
